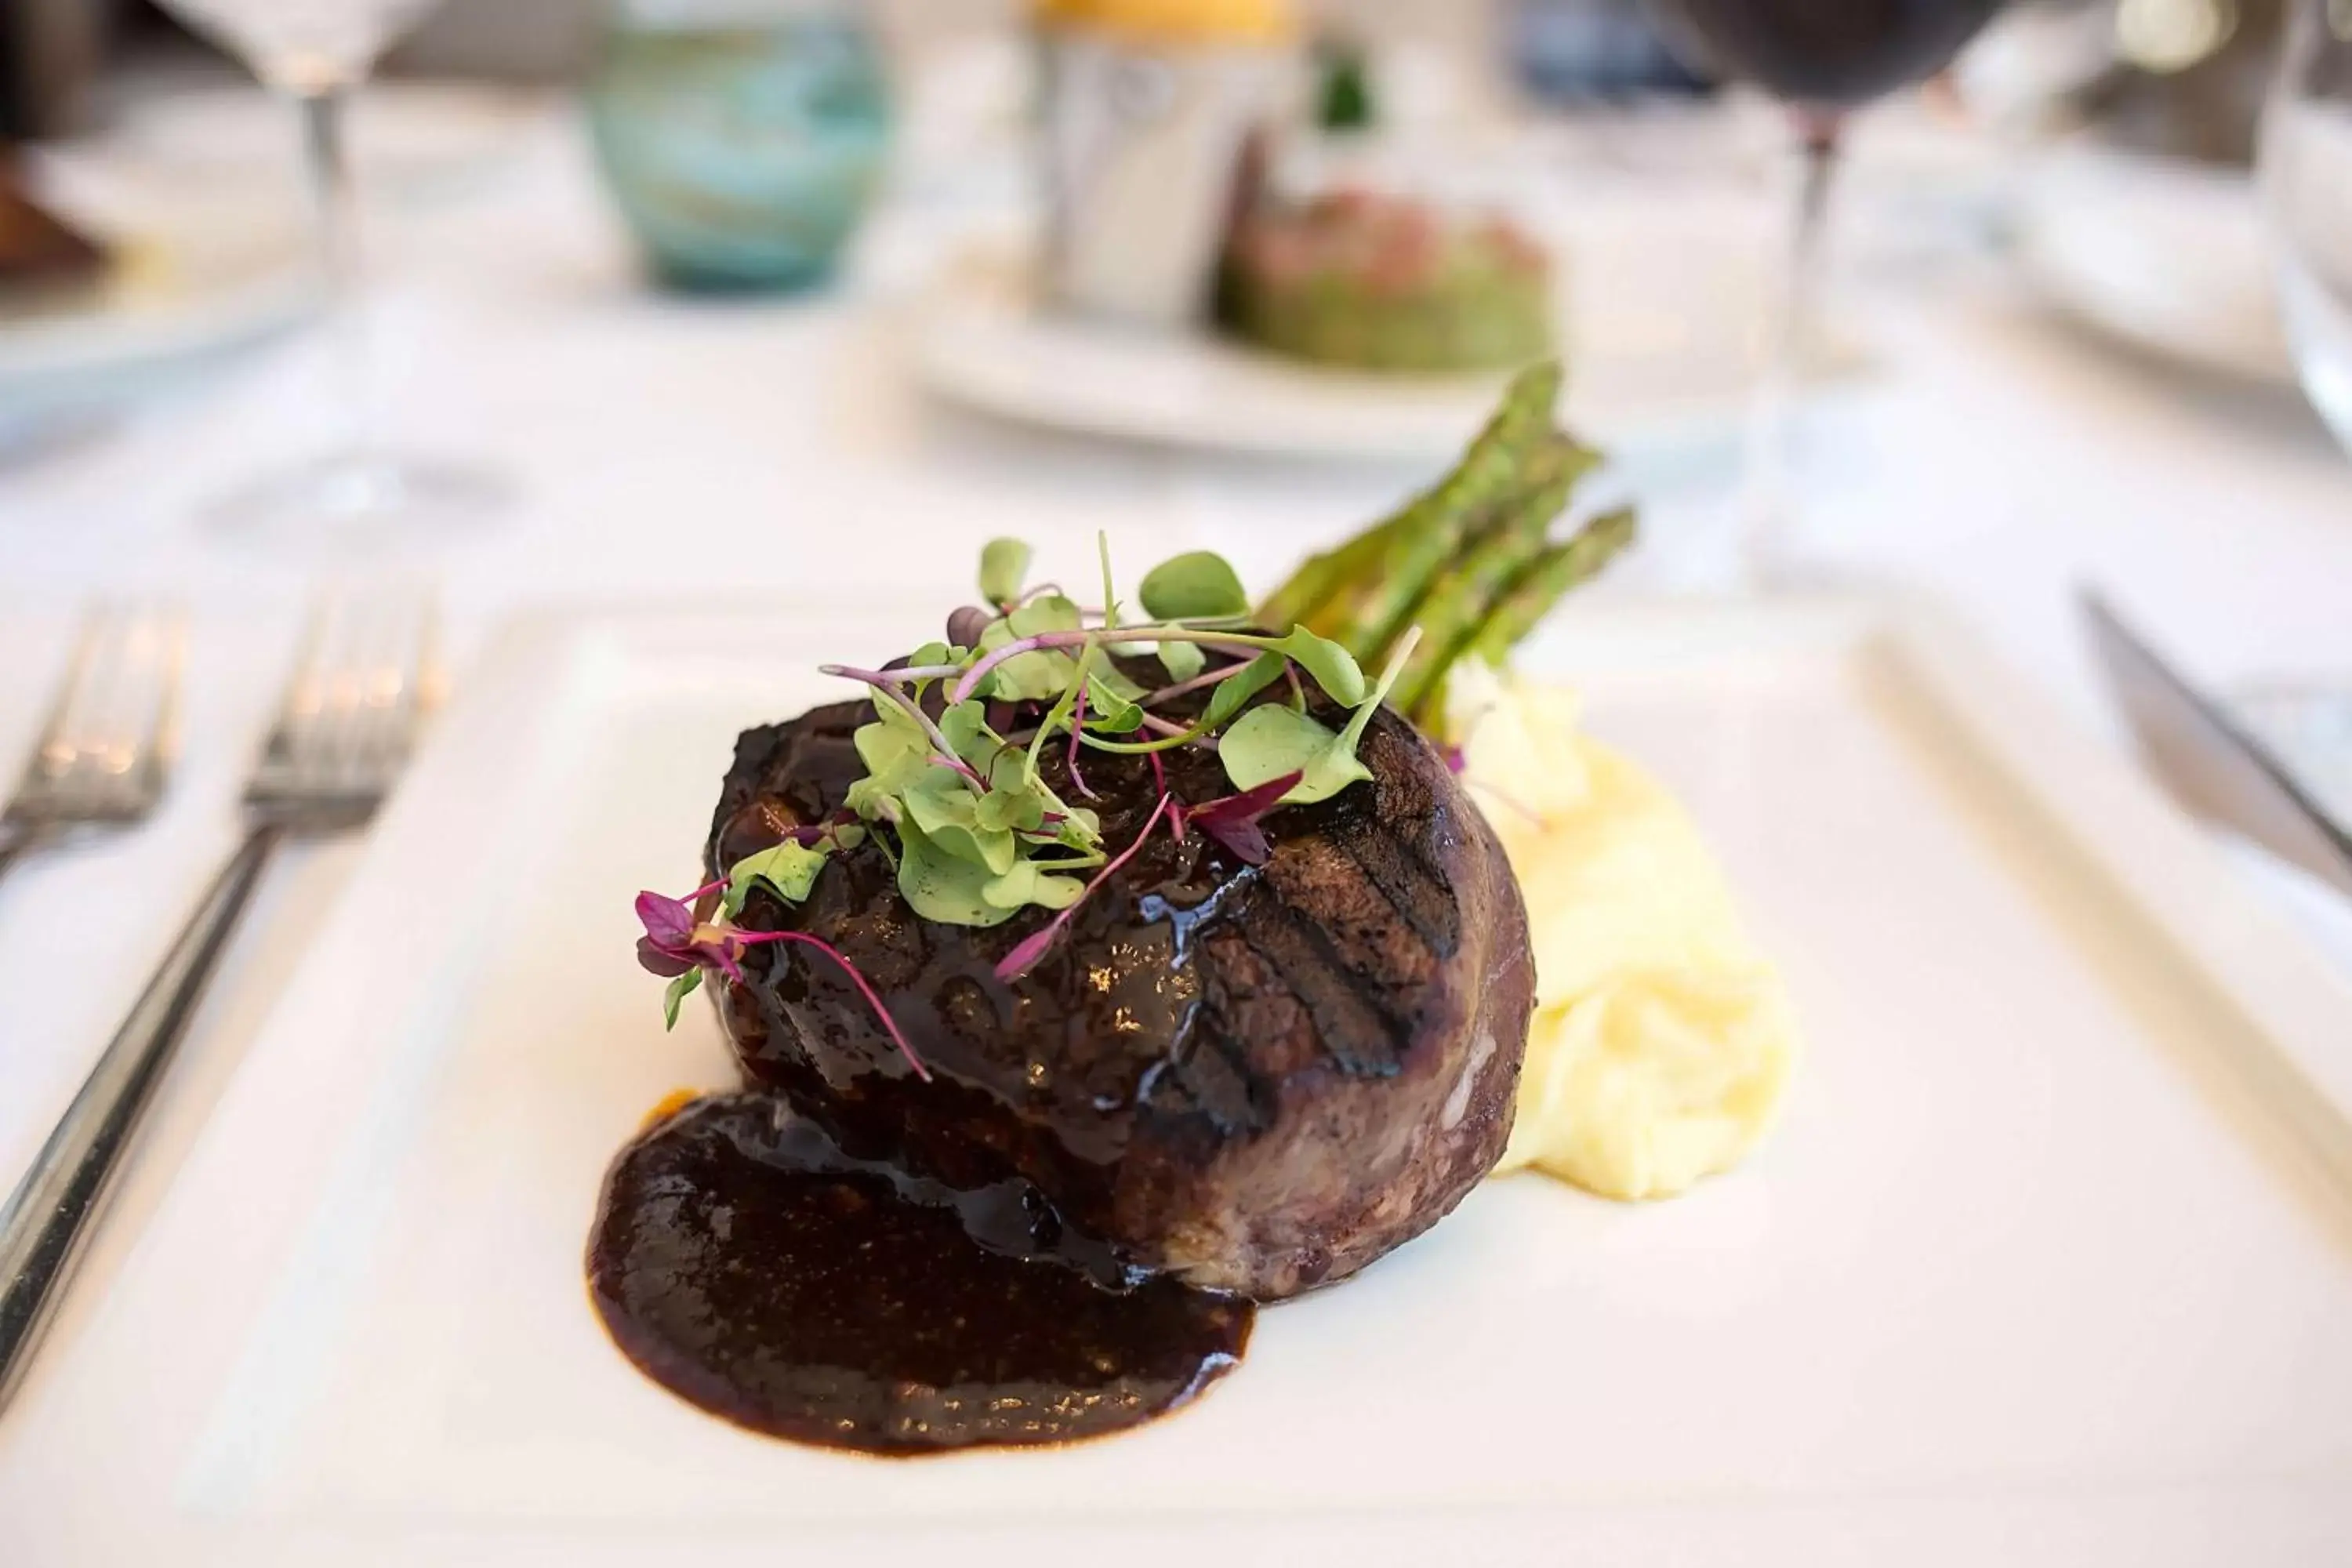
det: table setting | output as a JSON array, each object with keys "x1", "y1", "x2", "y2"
[{"x1": 3, "y1": 0, "x2": 2352, "y2": 1563}]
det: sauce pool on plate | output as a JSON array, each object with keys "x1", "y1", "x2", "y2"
[{"x1": 587, "y1": 1093, "x2": 1254, "y2": 1454}]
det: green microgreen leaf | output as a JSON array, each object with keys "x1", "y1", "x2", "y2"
[
  {"x1": 662, "y1": 967, "x2": 703, "y2": 1030},
  {"x1": 724, "y1": 840, "x2": 829, "y2": 915},
  {"x1": 1269, "y1": 626, "x2": 1366, "y2": 706},
  {"x1": 982, "y1": 860, "x2": 1087, "y2": 913},
  {"x1": 898, "y1": 821, "x2": 1022, "y2": 927},
  {"x1": 1218, "y1": 629, "x2": 1415, "y2": 805},
  {"x1": 1083, "y1": 674, "x2": 1144, "y2": 734},
  {"x1": 902, "y1": 770, "x2": 1018, "y2": 874},
  {"x1": 937, "y1": 699, "x2": 999, "y2": 774},
  {"x1": 1139, "y1": 551, "x2": 1250, "y2": 621},
  {"x1": 980, "y1": 538, "x2": 1032, "y2": 608},
  {"x1": 975, "y1": 753, "x2": 1049, "y2": 833},
  {"x1": 1203, "y1": 652, "x2": 1288, "y2": 730},
  {"x1": 1090, "y1": 660, "x2": 1149, "y2": 705},
  {"x1": 978, "y1": 595, "x2": 1083, "y2": 702},
  {"x1": 1220, "y1": 706, "x2": 1370, "y2": 804},
  {"x1": 1338, "y1": 624, "x2": 1418, "y2": 755},
  {"x1": 1157, "y1": 640, "x2": 1207, "y2": 681},
  {"x1": 847, "y1": 713, "x2": 934, "y2": 821},
  {"x1": 907, "y1": 640, "x2": 961, "y2": 672}
]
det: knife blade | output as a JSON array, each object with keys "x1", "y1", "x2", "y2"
[{"x1": 2082, "y1": 590, "x2": 2352, "y2": 901}]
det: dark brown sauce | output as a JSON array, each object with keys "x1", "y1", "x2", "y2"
[{"x1": 589, "y1": 1093, "x2": 1254, "y2": 1455}]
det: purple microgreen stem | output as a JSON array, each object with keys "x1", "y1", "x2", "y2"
[
  {"x1": 951, "y1": 626, "x2": 1285, "y2": 706},
  {"x1": 995, "y1": 792, "x2": 1176, "y2": 982},
  {"x1": 744, "y1": 928, "x2": 931, "y2": 1080},
  {"x1": 1142, "y1": 657, "x2": 1263, "y2": 708},
  {"x1": 821, "y1": 662, "x2": 968, "y2": 687},
  {"x1": 828, "y1": 668, "x2": 987, "y2": 791},
  {"x1": 1065, "y1": 663, "x2": 1099, "y2": 800}
]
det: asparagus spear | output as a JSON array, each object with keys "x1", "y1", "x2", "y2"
[
  {"x1": 1258, "y1": 520, "x2": 1393, "y2": 637},
  {"x1": 1388, "y1": 439, "x2": 1599, "y2": 720},
  {"x1": 1345, "y1": 359, "x2": 1566, "y2": 660},
  {"x1": 1464, "y1": 506, "x2": 1639, "y2": 671},
  {"x1": 1261, "y1": 358, "x2": 1564, "y2": 652}
]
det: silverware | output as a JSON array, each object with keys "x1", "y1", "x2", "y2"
[
  {"x1": 0, "y1": 604, "x2": 185, "y2": 886},
  {"x1": 0, "y1": 589, "x2": 442, "y2": 1415},
  {"x1": 2081, "y1": 590, "x2": 2352, "y2": 899}
]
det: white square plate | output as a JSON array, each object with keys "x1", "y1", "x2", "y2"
[{"x1": 6, "y1": 597, "x2": 2352, "y2": 1567}]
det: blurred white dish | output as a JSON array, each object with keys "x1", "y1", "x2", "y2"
[
  {"x1": 2016, "y1": 139, "x2": 2293, "y2": 383},
  {"x1": 0, "y1": 198, "x2": 315, "y2": 441},
  {"x1": 909, "y1": 234, "x2": 1871, "y2": 462},
  {"x1": 107, "y1": 81, "x2": 543, "y2": 198}
]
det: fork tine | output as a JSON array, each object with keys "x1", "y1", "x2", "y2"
[
  {"x1": 5, "y1": 603, "x2": 182, "y2": 852},
  {"x1": 146, "y1": 611, "x2": 188, "y2": 799},
  {"x1": 28, "y1": 608, "x2": 114, "y2": 787},
  {"x1": 259, "y1": 586, "x2": 438, "y2": 814},
  {"x1": 85, "y1": 607, "x2": 175, "y2": 797},
  {"x1": 318, "y1": 593, "x2": 403, "y2": 789},
  {"x1": 344, "y1": 594, "x2": 436, "y2": 790}
]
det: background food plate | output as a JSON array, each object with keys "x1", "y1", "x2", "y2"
[
  {"x1": 4, "y1": 597, "x2": 2350, "y2": 1566},
  {"x1": 0, "y1": 189, "x2": 314, "y2": 443},
  {"x1": 909, "y1": 237, "x2": 1874, "y2": 463}
]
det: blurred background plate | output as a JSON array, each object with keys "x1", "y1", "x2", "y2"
[
  {"x1": 911, "y1": 227, "x2": 1875, "y2": 462},
  {"x1": 2016, "y1": 136, "x2": 2293, "y2": 384},
  {"x1": 0, "y1": 193, "x2": 316, "y2": 447}
]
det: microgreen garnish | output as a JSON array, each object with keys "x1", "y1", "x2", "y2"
[
  {"x1": 637, "y1": 368, "x2": 1634, "y2": 1036},
  {"x1": 1171, "y1": 770, "x2": 1304, "y2": 866},
  {"x1": 636, "y1": 534, "x2": 1421, "y2": 1011},
  {"x1": 633, "y1": 880, "x2": 927, "y2": 1077},
  {"x1": 995, "y1": 791, "x2": 1178, "y2": 982}
]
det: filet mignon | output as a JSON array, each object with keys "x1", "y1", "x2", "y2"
[{"x1": 703, "y1": 690, "x2": 1534, "y2": 1301}]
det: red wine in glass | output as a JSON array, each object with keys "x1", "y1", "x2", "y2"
[
  {"x1": 1646, "y1": 0, "x2": 2005, "y2": 108},
  {"x1": 1642, "y1": 0, "x2": 2008, "y2": 584}
]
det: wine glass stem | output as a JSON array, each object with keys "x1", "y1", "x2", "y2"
[
  {"x1": 1741, "y1": 114, "x2": 1843, "y2": 586},
  {"x1": 296, "y1": 85, "x2": 376, "y2": 467}
]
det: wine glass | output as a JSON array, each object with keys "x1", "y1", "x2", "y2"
[
  {"x1": 154, "y1": 0, "x2": 502, "y2": 546},
  {"x1": 1641, "y1": 0, "x2": 2009, "y2": 586},
  {"x1": 2245, "y1": 0, "x2": 2352, "y2": 824}
]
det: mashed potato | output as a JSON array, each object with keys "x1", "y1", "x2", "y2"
[{"x1": 1453, "y1": 668, "x2": 1797, "y2": 1201}]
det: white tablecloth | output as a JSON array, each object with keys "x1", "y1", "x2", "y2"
[{"x1": 2, "y1": 102, "x2": 2349, "y2": 1387}]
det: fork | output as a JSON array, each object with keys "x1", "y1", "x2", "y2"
[
  {"x1": 0, "y1": 605, "x2": 185, "y2": 887},
  {"x1": 0, "y1": 590, "x2": 441, "y2": 1414}
]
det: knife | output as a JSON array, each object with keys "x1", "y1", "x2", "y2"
[{"x1": 2081, "y1": 590, "x2": 2352, "y2": 902}]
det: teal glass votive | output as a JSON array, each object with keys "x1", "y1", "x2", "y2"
[{"x1": 586, "y1": 1, "x2": 892, "y2": 294}]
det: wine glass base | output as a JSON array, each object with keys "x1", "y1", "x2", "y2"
[{"x1": 200, "y1": 452, "x2": 508, "y2": 554}]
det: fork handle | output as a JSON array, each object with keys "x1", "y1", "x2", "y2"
[{"x1": 0, "y1": 824, "x2": 283, "y2": 1414}]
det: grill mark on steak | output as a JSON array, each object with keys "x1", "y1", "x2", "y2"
[
  {"x1": 1327, "y1": 805, "x2": 1461, "y2": 960},
  {"x1": 1164, "y1": 1001, "x2": 1272, "y2": 1135},
  {"x1": 1230, "y1": 884, "x2": 1410, "y2": 1080}
]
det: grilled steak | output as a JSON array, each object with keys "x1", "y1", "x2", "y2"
[{"x1": 703, "y1": 691, "x2": 1534, "y2": 1301}]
